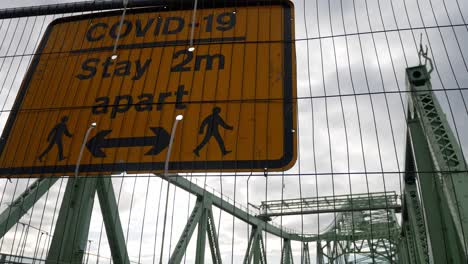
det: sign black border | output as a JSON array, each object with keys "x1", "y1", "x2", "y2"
[{"x1": 0, "y1": 0, "x2": 296, "y2": 175}]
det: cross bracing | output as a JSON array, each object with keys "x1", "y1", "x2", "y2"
[{"x1": 315, "y1": 210, "x2": 399, "y2": 263}]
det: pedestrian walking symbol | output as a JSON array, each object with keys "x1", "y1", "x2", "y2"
[
  {"x1": 38, "y1": 116, "x2": 73, "y2": 161},
  {"x1": 194, "y1": 107, "x2": 233, "y2": 157}
]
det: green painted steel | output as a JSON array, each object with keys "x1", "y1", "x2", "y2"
[
  {"x1": 169, "y1": 197, "x2": 204, "y2": 263},
  {"x1": 243, "y1": 226, "x2": 267, "y2": 264},
  {"x1": 399, "y1": 226, "x2": 418, "y2": 264},
  {"x1": 96, "y1": 177, "x2": 131, "y2": 264},
  {"x1": 169, "y1": 195, "x2": 222, "y2": 264},
  {"x1": 0, "y1": 159, "x2": 435, "y2": 264},
  {"x1": 281, "y1": 239, "x2": 293, "y2": 264},
  {"x1": 195, "y1": 199, "x2": 208, "y2": 264},
  {"x1": 402, "y1": 142, "x2": 431, "y2": 264},
  {"x1": 301, "y1": 243, "x2": 311, "y2": 264},
  {"x1": 0, "y1": 177, "x2": 130, "y2": 264},
  {"x1": 206, "y1": 207, "x2": 223, "y2": 264},
  {"x1": 168, "y1": 176, "x2": 292, "y2": 240},
  {"x1": 315, "y1": 209, "x2": 399, "y2": 263},
  {"x1": 45, "y1": 177, "x2": 130, "y2": 264},
  {"x1": 403, "y1": 65, "x2": 468, "y2": 263},
  {"x1": 316, "y1": 242, "x2": 324, "y2": 264},
  {"x1": 170, "y1": 175, "x2": 402, "y2": 243},
  {"x1": 258, "y1": 191, "x2": 400, "y2": 262},
  {"x1": 407, "y1": 120, "x2": 455, "y2": 263},
  {"x1": 259, "y1": 192, "x2": 401, "y2": 217},
  {"x1": 46, "y1": 177, "x2": 98, "y2": 264},
  {"x1": 0, "y1": 178, "x2": 58, "y2": 239}
]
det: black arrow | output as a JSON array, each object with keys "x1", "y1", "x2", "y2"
[{"x1": 86, "y1": 127, "x2": 170, "y2": 157}]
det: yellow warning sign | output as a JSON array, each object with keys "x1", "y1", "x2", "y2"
[{"x1": 0, "y1": 2, "x2": 296, "y2": 176}]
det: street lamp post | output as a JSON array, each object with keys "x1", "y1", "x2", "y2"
[
  {"x1": 159, "y1": 115, "x2": 183, "y2": 264},
  {"x1": 247, "y1": 175, "x2": 252, "y2": 240},
  {"x1": 75, "y1": 122, "x2": 97, "y2": 178},
  {"x1": 247, "y1": 175, "x2": 251, "y2": 215}
]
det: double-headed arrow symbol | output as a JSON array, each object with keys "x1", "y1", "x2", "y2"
[{"x1": 86, "y1": 127, "x2": 170, "y2": 157}]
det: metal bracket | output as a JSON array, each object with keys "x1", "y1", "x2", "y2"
[{"x1": 418, "y1": 34, "x2": 434, "y2": 74}]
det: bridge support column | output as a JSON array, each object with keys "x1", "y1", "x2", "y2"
[
  {"x1": 243, "y1": 225, "x2": 266, "y2": 264},
  {"x1": 281, "y1": 238, "x2": 293, "y2": 264},
  {"x1": 405, "y1": 65, "x2": 468, "y2": 262},
  {"x1": 46, "y1": 177, "x2": 129, "y2": 264},
  {"x1": 316, "y1": 241, "x2": 326, "y2": 264},
  {"x1": 169, "y1": 195, "x2": 221, "y2": 264},
  {"x1": 0, "y1": 177, "x2": 129, "y2": 264},
  {"x1": 301, "y1": 242, "x2": 310, "y2": 264}
]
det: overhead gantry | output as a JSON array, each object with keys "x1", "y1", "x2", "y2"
[{"x1": 258, "y1": 192, "x2": 401, "y2": 263}]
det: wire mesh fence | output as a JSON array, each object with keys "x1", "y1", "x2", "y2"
[{"x1": 0, "y1": 0, "x2": 466, "y2": 263}]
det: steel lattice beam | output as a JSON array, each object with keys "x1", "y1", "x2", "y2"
[
  {"x1": 0, "y1": 178, "x2": 58, "y2": 239},
  {"x1": 403, "y1": 65, "x2": 468, "y2": 263},
  {"x1": 258, "y1": 191, "x2": 401, "y2": 218}
]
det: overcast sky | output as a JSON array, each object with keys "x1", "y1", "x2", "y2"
[{"x1": 0, "y1": 0, "x2": 467, "y2": 263}]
